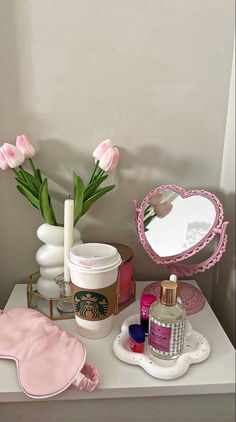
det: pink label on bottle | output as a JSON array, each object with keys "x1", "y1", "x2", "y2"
[{"x1": 149, "y1": 321, "x2": 171, "y2": 352}]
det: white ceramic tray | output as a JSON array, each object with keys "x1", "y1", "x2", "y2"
[{"x1": 113, "y1": 314, "x2": 210, "y2": 380}]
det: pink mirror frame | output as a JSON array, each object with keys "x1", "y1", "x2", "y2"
[{"x1": 134, "y1": 185, "x2": 229, "y2": 277}]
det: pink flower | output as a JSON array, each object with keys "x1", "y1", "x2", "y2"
[
  {"x1": 1, "y1": 143, "x2": 25, "y2": 168},
  {"x1": 150, "y1": 194, "x2": 173, "y2": 218},
  {"x1": 93, "y1": 139, "x2": 113, "y2": 161},
  {"x1": 99, "y1": 147, "x2": 119, "y2": 172},
  {"x1": 149, "y1": 193, "x2": 163, "y2": 207},
  {"x1": 154, "y1": 201, "x2": 173, "y2": 218},
  {"x1": 0, "y1": 147, "x2": 9, "y2": 170},
  {"x1": 16, "y1": 134, "x2": 36, "y2": 159}
]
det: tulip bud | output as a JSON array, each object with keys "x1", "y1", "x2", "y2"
[
  {"x1": 1, "y1": 143, "x2": 25, "y2": 168},
  {"x1": 149, "y1": 193, "x2": 163, "y2": 207},
  {"x1": 93, "y1": 139, "x2": 113, "y2": 161},
  {"x1": 98, "y1": 147, "x2": 120, "y2": 172},
  {"x1": 153, "y1": 201, "x2": 173, "y2": 219},
  {"x1": 16, "y1": 134, "x2": 36, "y2": 159},
  {"x1": 149, "y1": 193, "x2": 173, "y2": 218},
  {"x1": 0, "y1": 147, "x2": 10, "y2": 170}
]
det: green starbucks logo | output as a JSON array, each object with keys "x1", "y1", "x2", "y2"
[{"x1": 74, "y1": 291, "x2": 109, "y2": 319}]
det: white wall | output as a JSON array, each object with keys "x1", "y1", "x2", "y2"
[
  {"x1": 0, "y1": 0, "x2": 235, "y2": 340},
  {"x1": 212, "y1": 43, "x2": 235, "y2": 345}
]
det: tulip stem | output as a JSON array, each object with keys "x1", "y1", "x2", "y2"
[
  {"x1": 144, "y1": 204, "x2": 152, "y2": 216},
  {"x1": 89, "y1": 160, "x2": 99, "y2": 184},
  {"x1": 94, "y1": 168, "x2": 105, "y2": 180},
  {"x1": 143, "y1": 208, "x2": 155, "y2": 223},
  {"x1": 12, "y1": 168, "x2": 19, "y2": 177},
  {"x1": 144, "y1": 212, "x2": 156, "y2": 230},
  {"x1": 29, "y1": 158, "x2": 37, "y2": 177},
  {"x1": 19, "y1": 165, "x2": 28, "y2": 182}
]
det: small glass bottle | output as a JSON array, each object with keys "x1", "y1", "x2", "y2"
[{"x1": 149, "y1": 281, "x2": 185, "y2": 360}]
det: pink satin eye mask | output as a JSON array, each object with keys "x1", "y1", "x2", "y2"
[{"x1": 0, "y1": 308, "x2": 99, "y2": 399}]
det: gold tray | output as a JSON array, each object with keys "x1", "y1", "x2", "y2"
[
  {"x1": 27, "y1": 272, "x2": 74, "y2": 320},
  {"x1": 27, "y1": 272, "x2": 136, "y2": 320}
]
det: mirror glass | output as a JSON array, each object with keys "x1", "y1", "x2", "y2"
[{"x1": 144, "y1": 190, "x2": 217, "y2": 257}]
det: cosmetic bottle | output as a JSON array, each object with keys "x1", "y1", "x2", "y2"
[
  {"x1": 149, "y1": 281, "x2": 185, "y2": 360},
  {"x1": 128, "y1": 324, "x2": 145, "y2": 353},
  {"x1": 140, "y1": 293, "x2": 156, "y2": 335}
]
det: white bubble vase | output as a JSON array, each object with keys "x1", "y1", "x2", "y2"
[{"x1": 36, "y1": 223, "x2": 82, "y2": 298}]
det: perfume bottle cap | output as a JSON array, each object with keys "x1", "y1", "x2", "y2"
[
  {"x1": 160, "y1": 281, "x2": 178, "y2": 306},
  {"x1": 128, "y1": 324, "x2": 145, "y2": 344}
]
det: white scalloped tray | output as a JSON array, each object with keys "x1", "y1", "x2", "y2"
[{"x1": 113, "y1": 314, "x2": 210, "y2": 380}]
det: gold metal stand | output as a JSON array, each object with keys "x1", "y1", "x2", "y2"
[
  {"x1": 27, "y1": 272, "x2": 136, "y2": 320},
  {"x1": 27, "y1": 272, "x2": 74, "y2": 320}
]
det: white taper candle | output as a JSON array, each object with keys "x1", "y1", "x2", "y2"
[{"x1": 64, "y1": 198, "x2": 74, "y2": 282}]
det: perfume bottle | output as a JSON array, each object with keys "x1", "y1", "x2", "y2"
[{"x1": 149, "y1": 280, "x2": 185, "y2": 360}]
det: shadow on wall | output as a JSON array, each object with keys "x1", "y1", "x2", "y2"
[
  {"x1": 212, "y1": 191, "x2": 235, "y2": 346},
  {"x1": 33, "y1": 141, "x2": 233, "y2": 311},
  {"x1": 0, "y1": 1, "x2": 23, "y2": 133},
  {"x1": 0, "y1": 1, "x2": 40, "y2": 308},
  {"x1": 77, "y1": 145, "x2": 179, "y2": 288},
  {"x1": 81, "y1": 144, "x2": 193, "y2": 237}
]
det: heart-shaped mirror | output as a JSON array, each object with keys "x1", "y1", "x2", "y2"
[
  {"x1": 134, "y1": 185, "x2": 229, "y2": 277},
  {"x1": 144, "y1": 190, "x2": 217, "y2": 258}
]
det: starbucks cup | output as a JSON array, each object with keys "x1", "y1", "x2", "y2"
[{"x1": 68, "y1": 243, "x2": 121, "y2": 339}]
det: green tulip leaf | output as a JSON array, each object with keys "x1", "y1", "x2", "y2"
[
  {"x1": 143, "y1": 214, "x2": 154, "y2": 227},
  {"x1": 18, "y1": 169, "x2": 41, "y2": 196},
  {"x1": 23, "y1": 170, "x2": 41, "y2": 190},
  {"x1": 36, "y1": 169, "x2": 43, "y2": 184},
  {"x1": 17, "y1": 185, "x2": 40, "y2": 209},
  {"x1": 15, "y1": 177, "x2": 39, "y2": 198},
  {"x1": 73, "y1": 172, "x2": 84, "y2": 225},
  {"x1": 39, "y1": 179, "x2": 57, "y2": 225},
  {"x1": 84, "y1": 174, "x2": 108, "y2": 201},
  {"x1": 82, "y1": 185, "x2": 115, "y2": 216},
  {"x1": 18, "y1": 169, "x2": 28, "y2": 183}
]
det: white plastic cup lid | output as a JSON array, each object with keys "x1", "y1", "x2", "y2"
[{"x1": 68, "y1": 243, "x2": 121, "y2": 272}]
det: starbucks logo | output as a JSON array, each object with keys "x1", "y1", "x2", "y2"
[{"x1": 74, "y1": 291, "x2": 109, "y2": 320}]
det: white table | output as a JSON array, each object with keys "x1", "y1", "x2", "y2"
[{"x1": 0, "y1": 281, "x2": 235, "y2": 422}]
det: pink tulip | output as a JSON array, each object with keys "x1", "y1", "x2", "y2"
[
  {"x1": 93, "y1": 139, "x2": 113, "y2": 161},
  {"x1": 149, "y1": 193, "x2": 163, "y2": 207},
  {"x1": 149, "y1": 192, "x2": 173, "y2": 218},
  {"x1": 0, "y1": 147, "x2": 10, "y2": 170},
  {"x1": 150, "y1": 194, "x2": 173, "y2": 218},
  {"x1": 16, "y1": 134, "x2": 36, "y2": 159},
  {"x1": 153, "y1": 201, "x2": 173, "y2": 218},
  {"x1": 98, "y1": 147, "x2": 119, "y2": 172},
  {"x1": 1, "y1": 143, "x2": 25, "y2": 168}
]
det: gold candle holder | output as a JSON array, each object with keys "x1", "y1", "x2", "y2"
[{"x1": 115, "y1": 277, "x2": 136, "y2": 314}]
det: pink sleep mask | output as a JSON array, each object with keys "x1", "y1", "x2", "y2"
[{"x1": 0, "y1": 308, "x2": 99, "y2": 399}]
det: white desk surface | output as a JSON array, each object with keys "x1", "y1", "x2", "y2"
[{"x1": 0, "y1": 281, "x2": 235, "y2": 402}]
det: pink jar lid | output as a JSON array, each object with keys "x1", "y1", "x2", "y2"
[
  {"x1": 140, "y1": 293, "x2": 156, "y2": 307},
  {"x1": 143, "y1": 281, "x2": 206, "y2": 316}
]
